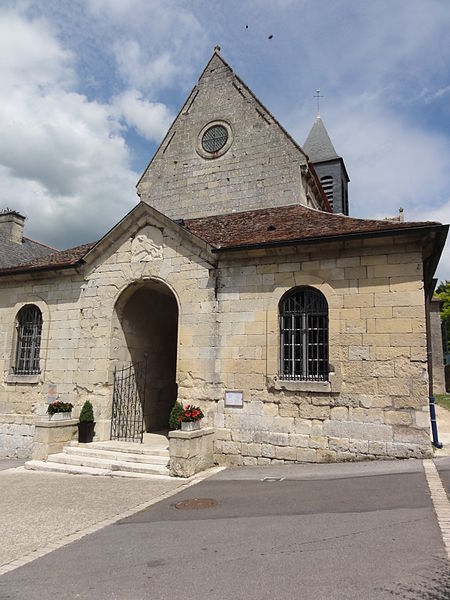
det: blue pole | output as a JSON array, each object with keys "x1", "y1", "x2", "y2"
[{"x1": 429, "y1": 395, "x2": 443, "y2": 448}]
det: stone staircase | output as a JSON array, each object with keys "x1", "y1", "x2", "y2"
[{"x1": 25, "y1": 434, "x2": 172, "y2": 479}]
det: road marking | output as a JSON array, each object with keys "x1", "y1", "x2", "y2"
[
  {"x1": 0, "y1": 465, "x2": 224, "y2": 577},
  {"x1": 423, "y1": 459, "x2": 450, "y2": 561}
]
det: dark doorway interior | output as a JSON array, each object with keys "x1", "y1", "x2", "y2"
[{"x1": 114, "y1": 280, "x2": 178, "y2": 433}]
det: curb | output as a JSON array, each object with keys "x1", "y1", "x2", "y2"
[{"x1": 423, "y1": 459, "x2": 450, "y2": 561}]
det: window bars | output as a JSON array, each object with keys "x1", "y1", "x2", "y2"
[
  {"x1": 14, "y1": 305, "x2": 42, "y2": 375},
  {"x1": 280, "y1": 288, "x2": 329, "y2": 381}
]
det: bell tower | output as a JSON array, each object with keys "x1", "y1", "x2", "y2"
[{"x1": 304, "y1": 113, "x2": 350, "y2": 215}]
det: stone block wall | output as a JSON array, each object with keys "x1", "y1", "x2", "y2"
[
  {"x1": 206, "y1": 234, "x2": 432, "y2": 465},
  {"x1": 0, "y1": 214, "x2": 433, "y2": 463},
  {"x1": 32, "y1": 419, "x2": 78, "y2": 460},
  {"x1": 430, "y1": 299, "x2": 445, "y2": 394},
  {"x1": 0, "y1": 415, "x2": 35, "y2": 458},
  {"x1": 0, "y1": 215, "x2": 218, "y2": 456},
  {"x1": 169, "y1": 427, "x2": 214, "y2": 477}
]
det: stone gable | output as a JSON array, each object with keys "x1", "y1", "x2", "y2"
[{"x1": 137, "y1": 52, "x2": 322, "y2": 220}]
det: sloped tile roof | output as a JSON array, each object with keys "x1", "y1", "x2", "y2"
[
  {"x1": 0, "y1": 204, "x2": 443, "y2": 275},
  {"x1": 0, "y1": 234, "x2": 55, "y2": 268},
  {"x1": 0, "y1": 242, "x2": 96, "y2": 275},
  {"x1": 183, "y1": 204, "x2": 442, "y2": 251}
]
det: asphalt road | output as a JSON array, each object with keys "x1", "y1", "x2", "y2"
[{"x1": 1, "y1": 459, "x2": 449, "y2": 600}]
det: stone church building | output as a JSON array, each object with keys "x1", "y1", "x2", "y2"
[{"x1": 0, "y1": 50, "x2": 448, "y2": 466}]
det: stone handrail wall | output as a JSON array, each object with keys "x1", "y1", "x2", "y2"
[{"x1": 168, "y1": 427, "x2": 214, "y2": 478}]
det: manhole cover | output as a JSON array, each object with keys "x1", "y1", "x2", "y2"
[{"x1": 174, "y1": 498, "x2": 218, "y2": 510}]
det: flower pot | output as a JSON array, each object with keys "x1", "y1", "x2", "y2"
[
  {"x1": 48, "y1": 412, "x2": 72, "y2": 421},
  {"x1": 77, "y1": 421, "x2": 95, "y2": 443},
  {"x1": 181, "y1": 421, "x2": 200, "y2": 432}
]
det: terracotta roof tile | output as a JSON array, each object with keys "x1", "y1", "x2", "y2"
[
  {"x1": 0, "y1": 204, "x2": 443, "y2": 276},
  {"x1": 183, "y1": 204, "x2": 442, "y2": 250}
]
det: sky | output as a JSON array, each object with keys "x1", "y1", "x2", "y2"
[{"x1": 1, "y1": 0, "x2": 449, "y2": 281}]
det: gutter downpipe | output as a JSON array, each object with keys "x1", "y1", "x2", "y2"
[{"x1": 426, "y1": 288, "x2": 443, "y2": 448}]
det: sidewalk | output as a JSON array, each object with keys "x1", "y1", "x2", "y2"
[
  {"x1": 0, "y1": 467, "x2": 186, "y2": 569},
  {"x1": 435, "y1": 405, "x2": 450, "y2": 457}
]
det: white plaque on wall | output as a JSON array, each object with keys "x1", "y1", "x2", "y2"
[{"x1": 225, "y1": 390, "x2": 243, "y2": 407}]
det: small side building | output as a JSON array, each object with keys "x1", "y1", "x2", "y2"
[{"x1": 0, "y1": 50, "x2": 448, "y2": 464}]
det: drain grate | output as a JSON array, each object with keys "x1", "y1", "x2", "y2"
[
  {"x1": 174, "y1": 498, "x2": 218, "y2": 510},
  {"x1": 261, "y1": 476, "x2": 284, "y2": 482}
]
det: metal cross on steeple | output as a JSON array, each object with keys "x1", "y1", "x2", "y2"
[{"x1": 314, "y1": 88, "x2": 323, "y2": 117}]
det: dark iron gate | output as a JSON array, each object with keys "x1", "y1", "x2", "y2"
[{"x1": 110, "y1": 359, "x2": 147, "y2": 442}]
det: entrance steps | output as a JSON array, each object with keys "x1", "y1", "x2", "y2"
[{"x1": 25, "y1": 437, "x2": 172, "y2": 480}]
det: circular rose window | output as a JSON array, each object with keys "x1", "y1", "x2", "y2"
[
  {"x1": 197, "y1": 121, "x2": 233, "y2": 159},
  {"x1": 202, "y1": 124, "x2": 228, "y2": 153}
]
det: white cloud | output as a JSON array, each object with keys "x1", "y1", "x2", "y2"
[
  {"x1": 409, "y1": 201, "x2": 450, "y2": 283},
  {"x1": 330, "y1": 108, "x2": 450, "y2": 218},
  {"x1": 0, "y1": 8, "x2": 170, "y2": 248},
  {"x1": 0, "y1": 10, "x2": 74, "y2": 90},
  {"x1": 0, "y1": 0, "x2": 448, "y2": 283},
  {"x1": 299, "y1": 107, "x2": 450, "y2": 282},
  {"x1": 87, "y1": 0, "x2": 208, "y2": 93},
  {"x1": 113, "y1": 90, "x2": 174, "y2": 142},
  {"x1": 112, "y1": 42, "x2": 181, "y2": 94},
  {"x1": 330, "y1": 106, "x2": 450, "y2": 283}
]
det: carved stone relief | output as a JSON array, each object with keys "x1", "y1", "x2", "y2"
[{"x1": 131, "y1": 225, "x2": 163, "y2": 262}]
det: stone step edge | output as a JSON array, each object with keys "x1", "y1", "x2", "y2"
[
  {"x1": 64, "y1": 446, "x2": 169, "y2": 464},
  {"x1": 69, "y1": 441, "x2": 169, "y2": 455},
  {"x1": 25, "y1": 460, "x2": 110, "y2": 477},
  {"x1": 24, "y1": 460, "x2": 174, "y2": 480},
  {"x1": 47, "y1": 453, "x2": 170, "y2": 474}
]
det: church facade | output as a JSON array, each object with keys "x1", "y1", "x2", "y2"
[{"x1": 0, "y1": 51, "x2": 447, "y2": 465}]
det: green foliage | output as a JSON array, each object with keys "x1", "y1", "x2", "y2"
[
  {"x1": 437, "y1": 280, "x2": 450, "y2": 320},
  {"x1": 437, "y1": 280, "x2": 450, "y2": 356},
  {"x1": 435, "y1": 393, "x2": 450, "y2": 412},
  {"x1": 47, "y1": 401, "x2": 73, "y2": 415},
  {"x1": 169, "y1": 400, "x2": 184, "y2": 430},
  {"x1": 79, "y1": 400, "x2": 94, "y2": 423}
]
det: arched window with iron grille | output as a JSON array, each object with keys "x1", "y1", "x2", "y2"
[
  {"x1": 14, "y1": 305, "x2": 43, "y2": 375},
  {"x1": 279, "y1": 288, "x2": 329, "y2": 381}
]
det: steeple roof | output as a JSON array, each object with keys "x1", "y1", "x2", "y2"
[{"x1": 303, "y1": 116, "x2": 340, "y2": 163}]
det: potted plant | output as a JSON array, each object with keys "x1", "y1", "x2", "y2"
[
  {"x1": 47, "y1": 400, "x2": 73, "y2": 421},
  {"x1": 169, "y1": 400, "x2": 184, "y2": 430},
  {"x1": 77, "y1": 400, "x2": 95, "y2": 443},
  {"x1": 178, "y1": 403, "x2": 204, "y2": 432}
]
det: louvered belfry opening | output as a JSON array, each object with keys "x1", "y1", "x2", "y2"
[
  {"x1": 14, "y1": 305, "x2": 42, "y2": 375},
  {"x1": 320, "y1": 175, "x2": 334, "y2": 208},
  {"x1": 280, "y1": 288, "x2": 329, "y2": 381}
]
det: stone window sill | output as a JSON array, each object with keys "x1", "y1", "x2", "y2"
[
  {"x1": 5, "y1": 374, "x2": 40, "y2": 385},
  {"x1": 270, "y1": 378, "x2": 331, "y2": 393}
]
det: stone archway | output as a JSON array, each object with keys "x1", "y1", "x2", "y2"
[{"x1": 111, "y1": 279, "x2": 179, "y2": 434}]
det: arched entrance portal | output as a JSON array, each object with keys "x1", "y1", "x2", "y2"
[{"x1": 111, "y1": 279, "x2": 178, "y2": 438}]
